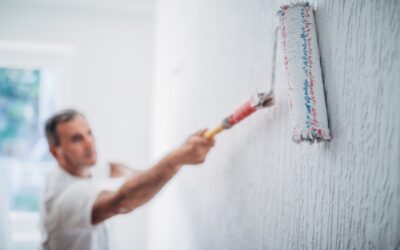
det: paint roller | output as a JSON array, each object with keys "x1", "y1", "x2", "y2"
[
  {"x1": 205, "y1": 2, "x2": 331, "y2": 143},
  {"x1": 278, "y1": 2, "x2": 330, "y2": 143},
  {"x1": 204, "y1": 92, "x2": 274, "y2": 138}
]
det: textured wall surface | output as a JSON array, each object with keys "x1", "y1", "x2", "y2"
[{"x1": 150, "y1": 0, "x2": 400, "y2": 249}]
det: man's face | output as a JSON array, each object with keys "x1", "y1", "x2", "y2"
[{"x1": 53, "y1": 115, "x2": 97, "y2": 169}]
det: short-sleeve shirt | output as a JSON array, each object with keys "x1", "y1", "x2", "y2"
[{"x1": 40, "y1": 164, "x2": 115, "y2": 250}]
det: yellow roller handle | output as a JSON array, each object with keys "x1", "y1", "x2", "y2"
[{"x1": 204, "y1": 125, "x2": 224, "y2": 139}]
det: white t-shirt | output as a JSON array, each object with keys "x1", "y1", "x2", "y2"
[{"x1": 40, "y1": 163, "x2": 125, "y2": 250}]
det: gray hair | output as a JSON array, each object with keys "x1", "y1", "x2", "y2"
[{"x1": 45, "y1": 109, "x2": 85, "y2": 146}]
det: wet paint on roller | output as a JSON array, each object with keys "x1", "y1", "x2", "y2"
[{"x1": 279, "y1": 3, "x2": 331, "y2": 143}]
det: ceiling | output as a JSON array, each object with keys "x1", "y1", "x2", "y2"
[{"x1": 0, "y1": 0, "x2": 155, "y2": 13}]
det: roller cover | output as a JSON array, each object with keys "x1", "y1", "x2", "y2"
[{"x1": 278, "y1": 3, "x2": 331, "y2": 143}]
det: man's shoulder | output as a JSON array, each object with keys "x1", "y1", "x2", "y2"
[
  {"x1": 44, "y1": 167, "x2": 93, "y2": 204},
  {"x1": 91, "y1": 161, "x2": 112, "y2": 179},
  {"x1": 45, "y1": 167, "x2": 73, "y2": 193}
]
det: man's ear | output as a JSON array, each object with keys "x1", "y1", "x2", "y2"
[
  {"x1": 49, "y1": 145, "x2": 59, "y2": 159},
  {"x1": 50, "y1": 145, "x2": 66, "y2": 166}
]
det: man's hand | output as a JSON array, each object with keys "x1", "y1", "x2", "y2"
[{"x1": 173, "y1": 129, "x2": 215, "y2": 166}]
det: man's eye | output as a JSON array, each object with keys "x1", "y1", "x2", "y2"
[{"x1": 71, "y1": 136, "x2": 82, "y2": 142}]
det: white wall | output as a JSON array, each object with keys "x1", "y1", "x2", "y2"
[
  {"x1": 150, "y1": 0, "x2": 400, "y2": 249},
  {"x1": 0, "y1": 1, "x2": 154, "y2": 249},
  {"x1": 0, "y1": 0, "x2": 154, "y2": 166}
]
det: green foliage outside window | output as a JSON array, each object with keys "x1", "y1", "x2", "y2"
[
  {"x1": 0, "y1": 67, "x2": 47, "y2": 212},
  {"x1": 0, "y1": 68, "x2": 40, "y2": 158}
]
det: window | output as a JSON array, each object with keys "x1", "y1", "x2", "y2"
[{"x1": 0, "y1": 67, "x2": 57, "y2": 249}]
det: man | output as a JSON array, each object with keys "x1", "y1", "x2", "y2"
[{"x1": 40, "y1": 109, "x2": 215, "y2": 250}]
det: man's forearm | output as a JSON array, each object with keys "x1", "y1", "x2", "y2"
[
  {"x1": 92, "y1": 129, "x2": 214, "y2": 224},
  {"x1": 112, "y1": 151, "x2": 182, "y2": 213}
]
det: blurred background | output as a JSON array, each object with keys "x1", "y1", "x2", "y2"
[
  {"x1": 0, "y1": 0, "x2": 399, "y2": 250},
  {"x1": 0, "y1": 0, "x2": 154, "y2": 249}
]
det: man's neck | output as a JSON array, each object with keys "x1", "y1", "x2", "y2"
[{"x1": 60, "y1": 163, "x2": 92, "y2": 178}]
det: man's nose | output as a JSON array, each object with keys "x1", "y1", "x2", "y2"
[{"x1": 84, "y1": 136, "x2": 95, "y2": 150}]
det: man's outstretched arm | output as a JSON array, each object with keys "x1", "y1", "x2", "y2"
[{"x1": 92, "y1": 129, "x2": 214, "y2": 224}]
